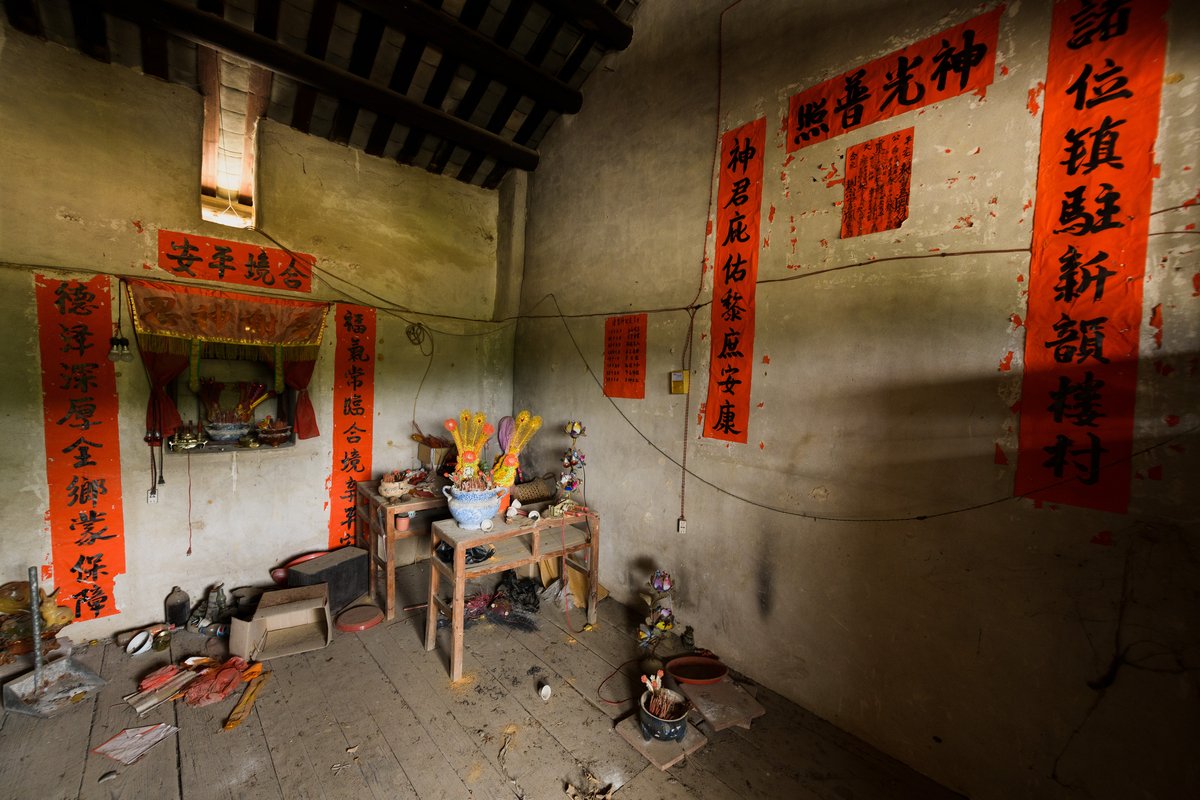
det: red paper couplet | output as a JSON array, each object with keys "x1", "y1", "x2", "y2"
[
  {"x1": 786, "y1": 7, "x2": 1001, "y2": 151},
  {"x1": 841, "y1": 127, "x2": 914, "y2": 238},
  {"x1": 704, "y1": 118, "x2": 765, "y2": 444},
  {"x1": 603, "y1": 313, "x2": 647, "y2": 399},
  {"x1": 1015, "y1": 0, "x2": 1168, "y2": 513},
  {"x1": 328, "y1": 304, "x2": 375, "y2": 548},
  {"x1": 157, "y1": 230, "x2": 313, "y2": 293},
  {"x1": 35, "y1": 274, "x2": 126, "y2": 619}
]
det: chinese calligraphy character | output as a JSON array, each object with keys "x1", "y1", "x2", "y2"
[
  {"x1": 53, "y1": 282, "x2": 97, "y2": 316},
  {"x1": 1066, "y1": 59, "x2": 1132, "y2": 110},
  {"x1": 1047, "y1": 371, "x2": 1106, "y2": 427},
  {"x1": 343, "y1": 310, "x2": 367, "y2": 333},
  {"x1": 69, "y1": 509, "x2": 114, "y2": 546},
  {"x1": 1045, "y1": 313, "x2": 1111, "y2": 364},
  {"x1": 59, "y1": 362, "x2": 99, "y2": 393},
  {"x1": 710, "y1": 400, "x2": 741, "y2": 436},
  {"x1": 793, "y1": 98, "x2": 829, "y2": 143},
  {"x1": 715, "y1": 364, "x2": 743, "y2": 394},
  {"x1": 57, "y1": 396, "x2": 99, "y2": 430},
  {"x1": 717, "y1": 329, "x2": 744, "y2": 360},
  {"x1": 66, "y1": 475, "x2": 108, "y2": 507},
  {"x1": 722, "y1": 212, "x2": 752, "y2": 246},
  {"x1": 1067, "y1": 0, "x2": 1131, "y2": 49},
  {"x1": 727, "y1": 137, "x2": 757, "y2": 174},
  {"x1": 70, "y1": 552, "x2": 109, "y2": 583},
  {"x1": 834, "y1": 69, "x2": 871, "y2": 128},
  {"x1": 342, "y1": 394, "x2": 366, "y2": 416},
  {"x1": 244, "y1": 250, "x2": 275, "y2": 285},
  {"x1": 1053, "y1": 184, "x2": 1123, "y2": 236},
  {"x1": 73, "y1": 584, "x2": 110, "y2": 617},
  {"x1": 879, "y1": 55, "x2": 925, "y2": 110},
  {"x1": 347, "y1": 340, "x2": 370, "y2": 363},
  {"x1": 720, "y1": 288, "x2": 746, "y2": 323},
  {"x1": 58, "y1": 323, "x2": 93, "y2": 356},
  {"x1": 721, "y1": 252, "x2": 748, "y2": 283},
  {"x1": 1042, "y1": 431, "x2": 1106, "y2": 485},
  {"x1": 62, "y1": 436, "x2": 102, "y2": 468},
  {"x1": 342, "y1": 421, "x2": 366, "y2": 444},
  {"x1": 339, "y1": 449, "x2": 364, "y2": 473},
  {"x1": 166, "y1": 238, "x2": 201, "y2": 276},
  {"x1": 281, "y1": 258, "x2": 306, "y2": 290},
  {"x1": 724, "y1": 177, "x2": 751, "y2": 208},
  {"x1": 930, "y1": 29, "x2": 988, "y2": 92},
  {"x1": 209, "y1": 245, "x2": 236, "y2": 279},
  {"x1": 1061, "y1": 116, "x2": 1125, "y2": 175},
  {"x1": 1054, "y1": 246, "x2": 1116, "y2": 303}
]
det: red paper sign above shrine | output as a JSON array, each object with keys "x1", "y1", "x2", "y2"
[{"x1": 157, "y1": 230, "x2": 313, "y2": 293}]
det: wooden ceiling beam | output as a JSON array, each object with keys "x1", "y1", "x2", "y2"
[
  {"x1": 364, "y1": 33, "x2": 426, "y2": 156},
  {"x1": 290, "y1": 0, "x2": 337, "y2": 133},
  {"x1": 101, "y1": 0, "x2": 539, "y2": 172},
  {"x1": 535, "y1": 0, "x2": 632, "y2": 51},
  {"x1": 139, "y1": 25, "x2": 170, "y2": 79},
  {"x1": 350, "y1": 0, "x2": 582, "y2": 115},
  {"x1": 69, "y1": 0, "x2": 111, "y2": 62},
  {"x1": 329, "y1": 10, "x2": 386, "y2": 145}
]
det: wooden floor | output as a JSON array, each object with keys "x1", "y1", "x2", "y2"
[{"x1": 1, "y1": 567, "x2": 961, "y2": 800}]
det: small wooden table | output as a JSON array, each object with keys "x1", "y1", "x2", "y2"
[
  {"x1": 425, "y1": 511, "x2": 600, "y2": 681},
  {"x1": 355, "y1": 481, "x2": 447, "y2": 620}
]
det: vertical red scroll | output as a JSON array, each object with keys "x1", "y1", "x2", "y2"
[
  {"x1": 841, "y1": 127, "x2": 915, "y2": 238},
  {"x1": 328, "y1": 305, "x2": 375, "y2": 548},
  {"x1": 704, "y1": 118, "x2": 765, "y2": 443},
  {"x1": 603, "y1": 313, "x2": 647, "y2": 399},
  {"x1": 36, "y1": 274, "x2": 126, "y2": 619},
  {"x1": 1016, "y1": 0, "x2": 1167, "y2": 512}
]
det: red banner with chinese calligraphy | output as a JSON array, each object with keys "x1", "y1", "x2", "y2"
[
  {"x1": 603, "y1": 313, "x2": 647, "y2": 399},
  {"x1": 787, "y1": 7, "x2": 1001, "y2": 151},
  {"x1": 842, "y1": 127, "x2": 915, "y2": 238},
  {"x1": 1016, "y1": 0, "x2": 1167, "y2": 512},
  {"x1": 704, "y1": 118, "x2": 765, "y2": 443},
  {"x1": 328, "y1": 304, "x2": 375, "y2": 548},
  {"x1": 157, "y1": 230, "x2": 313, "y2": 293},
  {"x1": 35, "y1": 274, "x2": 126, "y2": 619}
]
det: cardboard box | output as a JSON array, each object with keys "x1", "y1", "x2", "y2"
[
  {"x1": 418, "y1": 443, "x2": 450, "y2": 468},
  {"x1": 229, "y1": 584, "x2": 332, "y2": 661}
]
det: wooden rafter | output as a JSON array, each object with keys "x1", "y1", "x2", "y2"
[
  {"x1": 535, "y1": 0, "x2": 632, "y2": 51},
  {"x1": 139, "y1": 25, "x2": 170, "y2": 79},
  {"x1": 364, "y1": 31, "x2": 427, "y2": 156},
  {"x1": 68, "y1": 0, "x2": 111, "y2": 62},
  {"x1": 4, "y1": 0, "x2": 45, "y2": 37},
  {"x1": 329, "y1": 9, "x2": 385, "y2": 145},
  {"x1": 197, "y1": 44, "x2": 221, "y2": 196},
  {"x1": 101, "y1": 0, "x2": 540, "y2": 171},
  {"x1": 290, "y1": 0, "x2": 337, "y2": 133},
  {"x1": 351, "y1": 0, "x2": 582, "y2": 115}
]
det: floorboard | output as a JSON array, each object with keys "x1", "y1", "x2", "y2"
[{"x1": 1, "y1": 588, "x2": 963, "y2": 800}]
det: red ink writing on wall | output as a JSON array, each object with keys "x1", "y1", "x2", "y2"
[
  {"x1": 603, "y1": 313, "x2": 647, "y2": 399},
  {"x1": 841, "y1": 127, "x2": 915, "y2": 238},
  {"x1": 157, "y1": 230, "x2": 313, "y2": 293},
  {"x1": 328, "y1": 305, "x2": 375, "y2": 548}
]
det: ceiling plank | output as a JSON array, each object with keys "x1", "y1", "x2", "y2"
[
  {"x1": 457, "y1": 11, "x2": 561, "y2": 183},
  {"x1": 329, "y1": 10, "x2": 386, "y2": 145},
  {"x1": 535, "y1": 0, "x2": 632, "y2": 51},
  {"x1": 68, "y1": 0, "x2": 111, "y2": 62},
  {"x1": 397, "y1": 0, "x2": 490, "y2": 166},
  {"x1": 290, "y1": 0, "x2": 337, "y2": 133},
  {"x1": 428, "y1": 0, "x2": 530, "y2": 174},
  {"x1": 350, "y1": 0, "x2": 582, "y2": 115},
  {"x1": 364, "y1": 32, "x2": 427, "y2": 156},
  {"x1": 101, "y1": 0, "x2": 539, "y2": 172},
  {"x1": 197, "y1": 45, "x2": 221, "y2": 196},
  {"x1": 253, "y1": 0, "x2": 281, "y2": 40},
  {"x1": 4, "y1": 0, "x2": 45, "y2": 37},
  {"x1": 238, "y1": 65, "x2": 273, "y2": 205}
]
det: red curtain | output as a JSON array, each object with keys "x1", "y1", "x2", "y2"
[
  {"x1": 281, "y1": 357, "x2": 319, "y2": 439},
  {"x1": 142, "y1": 350, "x2": 190, "y2": 437}
]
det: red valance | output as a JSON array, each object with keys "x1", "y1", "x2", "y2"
[{"x1": 127, "y1": 279, "x2": 328, "y2": 347}]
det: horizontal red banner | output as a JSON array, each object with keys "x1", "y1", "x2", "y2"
[
  {"x1": 787, "y1": 7, "x2": 1001, "y2": 151},
  {"x1": 157, "y1": 230, "x2": 313, "y2": 293}
]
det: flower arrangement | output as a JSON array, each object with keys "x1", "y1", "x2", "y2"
[{"x1": 443, "y1": 408, "x2": 542, "y2": 492}]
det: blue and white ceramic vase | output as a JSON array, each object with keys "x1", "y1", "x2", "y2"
[{"x1": 442, "y1": 485, "x2": 507, "y2": 530}]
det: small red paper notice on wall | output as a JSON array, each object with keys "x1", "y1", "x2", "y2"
[
  {"x1": 36, "y1": 274, "x2": 126, "y2": 619},
  {"x1": 603, "y1": 314, "x2": 647, "y2": 399},
  {"x1": 704, "y1": 118, "x2": 765, "y2": 444},
  {"x1": 841, "y1": 127, "x2": 914, "y2": 238},
  {"x1": 328, "y1": 305, "x2": 375, "y2": 548},
  {"x1": 1015, "y1": 0, "x2": 1167, "y2": 513},
  {"x1": 786, "y1": 7, "x2": 1000, "y2": 150},
  {"x1": 157, "y1": 230, "x2": 313, "y2": 293}
]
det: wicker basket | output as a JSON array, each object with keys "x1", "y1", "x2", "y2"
[{"x1": 510, "y1": 474, "x2": 558, "y2": 504}]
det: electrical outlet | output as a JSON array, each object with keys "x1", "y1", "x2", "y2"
[
  {"x1": 677, "y1": 517, "x2": 686, "y2": 534},
  {"x1": 147, "y1": 489, "x2": 158, "y2": 505}
]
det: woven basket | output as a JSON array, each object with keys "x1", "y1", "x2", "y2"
[{"x1": 510, "y1": 474, "x2": 558, "y2": 504}]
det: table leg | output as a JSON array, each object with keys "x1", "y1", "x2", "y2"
[
  {"x1": 384, "y1": 526, "x2": 397, "y2": 620},
  {"x1": 587, "y1": 516, "x2": 600, "y2": 626},
  {"x1": 450, "y1": 545, "x2": 466, "y2": 682},
  {"x1": 424, "y1": 528, "x2": 441, "y2": 652}
]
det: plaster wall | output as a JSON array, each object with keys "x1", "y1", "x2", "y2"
[
  {"x1": 515, "y1": 1, "x2": 1200, "y2": 798},
  {"x1": 0, "y1": 26, "x2": 514, "y2": 641}
]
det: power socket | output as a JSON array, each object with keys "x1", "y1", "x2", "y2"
[
  {"x1": 146, "y1": 489, "x2": 158, "y2": 505},
  {"x1": 677, "y1": 517, "x2": 686, "y2": 534}
]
